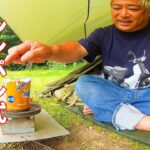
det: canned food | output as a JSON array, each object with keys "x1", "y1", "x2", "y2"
[{"x1": 3, "y1": 78, "x2": 31, "y2": 111}]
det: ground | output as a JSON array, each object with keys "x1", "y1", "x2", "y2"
[
  {"x1": 39, "y1": 115, "x2": 150, "y2": 150},
  {"x1": 1, "y1": 107, "x2": 149, "y2": 150}
]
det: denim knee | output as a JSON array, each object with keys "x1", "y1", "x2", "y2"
[
  {"x1": 76, "y1": 75, "x2": 92, "y2": 83},
  {"x1": 75, "y1": 75, "x2": 91, "y2": 94}
]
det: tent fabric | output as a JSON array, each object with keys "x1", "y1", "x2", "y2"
[
  {"x1": 41, "y1": 56, "x2": 150, "y2": 145},
  {"x1": 0, "y1": 0, "x2": 111, "y2": 44}
]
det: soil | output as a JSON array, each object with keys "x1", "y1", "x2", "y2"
[
  {"x1": 33, "y1": 123, "x2": 148, "y2": 150},
  {"x1": 2, "y1": 120, "x2": 148, "y2": 150},
  {"x1": 2, "y1": 110, "x2": 148, "y2": 150}
]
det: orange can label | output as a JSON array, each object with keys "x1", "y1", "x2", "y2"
[{"x1": 3, "y1": 78, "x2": 31, "y2": 111}]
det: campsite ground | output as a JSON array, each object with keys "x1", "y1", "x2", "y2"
[
  {"x1": 0, "y1": 68, "x2": 149, "y2": 150},
  {"x1": 38, "y1": 99, "x2": 149, "y2": 150}
]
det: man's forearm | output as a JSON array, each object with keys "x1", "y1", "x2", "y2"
[{"x1": 50, "y1": 41, "x2": 88, "y2": 63}]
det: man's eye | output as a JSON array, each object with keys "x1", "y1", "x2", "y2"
[
  {"x1": 112, "y1": 6, "x2": 122, "y2": 10},
  {"x1": 128, "y1": 7, "x2": 141, "y2": 11},
  {"x1": 129, "y1": 9, "x2": 140, "y2": 11}
]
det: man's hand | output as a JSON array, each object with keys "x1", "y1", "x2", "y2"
[
  {"x1": 5, "y1": 40, "x2": 52, "y2": 64},
  {"x1": 5, "y1": 40, "x2": 88, "y2": 65}
]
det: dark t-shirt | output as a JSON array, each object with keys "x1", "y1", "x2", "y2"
[{"x1": 79, "y1": 23, "x2": 150, "y2": 89}]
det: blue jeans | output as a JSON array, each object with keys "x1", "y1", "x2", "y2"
[{"x1": 75, "y1": 75, "x2": 150, "y2": 130}]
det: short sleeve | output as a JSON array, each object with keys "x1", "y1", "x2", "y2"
[{"x1": 79, "y1": 28, "x2": 103, "y2": 62}]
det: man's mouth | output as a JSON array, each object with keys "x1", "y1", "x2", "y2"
[{"x1": 118, "y1": 20, "x2": 132, "y2": 26}]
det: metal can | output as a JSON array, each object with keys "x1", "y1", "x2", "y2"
[{"x1": 3, "y1": 78, "x2": 31, "y2": 111}]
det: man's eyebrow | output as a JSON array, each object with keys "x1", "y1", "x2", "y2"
[
  {"x1": 111, "y1": 3, "x2": 142, "y2": 8},
  {"x1": 127, "y1": 4, "x2": 142, "y2": 8},
  {"x1": 111, "y1": 3, "x2": 120, "y2": 6}
]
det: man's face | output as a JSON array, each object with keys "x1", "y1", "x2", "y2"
[{"x1": 111, "y1": 0, "x2": 150, "y2": 32}]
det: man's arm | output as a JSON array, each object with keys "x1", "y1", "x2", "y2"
[{"x1": 5, "y1": 40, "x2": 88, "y2": 64}]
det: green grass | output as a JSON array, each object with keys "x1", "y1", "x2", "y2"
[
  {"x1": 3, "y1": 65, "x2": 86, "y2": 129},
  {"x1": 0, "y1": 67, "x2": 150, "y2": 149}
]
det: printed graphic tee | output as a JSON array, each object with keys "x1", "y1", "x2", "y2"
[{"x1": 79, "y1": 23, "x2": 150, "y2": 89}]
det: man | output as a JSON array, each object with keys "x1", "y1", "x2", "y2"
[{"x1": 5, "y1": 0, "x2": 150, "y2": 131}]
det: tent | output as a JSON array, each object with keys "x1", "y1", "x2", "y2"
[{"x1": 0, "y1": 0, "x2": 111, "y2": 44}]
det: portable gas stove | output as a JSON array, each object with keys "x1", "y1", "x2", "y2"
[{"x1": 1, "y1": 102, "x2": 41, "y2": 134}]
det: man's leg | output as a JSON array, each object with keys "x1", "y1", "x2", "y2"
[
  {"x1": 83, "y1": 107, "x2": 150, "y2": 131},
  {"x1": 131, "y1": 88, "x2": 150, "y2": 131},
  {"x1": 75, "y1": 75, "x2": 149, "y2": 131},
  {"x1": 135, "y1": 116, "x2": 150, "y2": 131},
  {"x1": 75, "y1": 75, "x2": 126, "y2": 124}
]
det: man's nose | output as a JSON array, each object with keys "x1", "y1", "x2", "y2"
[{"x1": 120, "y1": 7, "x2": 130, "y2": 17}]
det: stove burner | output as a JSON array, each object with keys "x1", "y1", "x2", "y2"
[{"x1": 2, "y1": 102, "x2": 41, "y2": 119}]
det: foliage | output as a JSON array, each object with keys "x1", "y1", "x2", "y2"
[
  {"x1": 0, "y1": 16, "x2": 22, "y2": 53},
  {"x1": 0, "y1": 16, "x2": 24, "y2": 70}
]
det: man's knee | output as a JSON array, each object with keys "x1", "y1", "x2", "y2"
[
  {"x1": 75, "y1": 75, "x2": 90, "y2": 94},
  {"x1": 77, "y1": 75, "x2": 92, "y2": 84}
]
